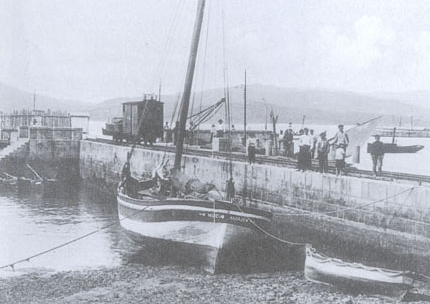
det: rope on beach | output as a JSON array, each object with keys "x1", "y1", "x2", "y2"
[{"x1": 0, "y1": 195, "x2": 150, "y2": 272}]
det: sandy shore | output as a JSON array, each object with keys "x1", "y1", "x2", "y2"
[{"x1": 1, "y1": 264, "x2": 426, "y2": 304}]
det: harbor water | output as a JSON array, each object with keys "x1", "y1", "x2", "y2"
[{"x1": 0, "y1": 185, "x2": 134, "y2": 278}]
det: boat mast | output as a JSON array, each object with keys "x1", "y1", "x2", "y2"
[{"x1": 174, "y1": 0, "x2": 206, "y2": 171}]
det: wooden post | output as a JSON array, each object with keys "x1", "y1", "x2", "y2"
[
  {"x1": 352, "y1": 146, "x2": 360, "y2": 163},
  {"x1": 270, "y1": 109, "x2": 278, "y2": 155}
]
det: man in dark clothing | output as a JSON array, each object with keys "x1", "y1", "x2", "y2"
[
  {"x1": 370, "y1": 135, "x2": 384, "y2": 176},
  {"x1": 120, "y1": 156, "x2": 131, "y2": 194},
  {"x1": 283, "y1": 129, "x2": 294, "y2": 157},
  {"x1": 247, "y1": 142, "x2": 256, "y2": 164},
  {"x1": 317, "y1": 132, "x2": 329, "y2": 173}
]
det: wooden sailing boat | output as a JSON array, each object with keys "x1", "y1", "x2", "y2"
[{"x1": 117, "y1": 0, "x2": 272, "y2": 273}]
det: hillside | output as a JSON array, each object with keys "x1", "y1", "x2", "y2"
[
  {"x1": 370, "y1": 91, "x2": 430, "y2": 111},
  {"x1": 0, "y1": 83, "x2": 87, "y2": 113},
  {"x1": 87, "y1": 85, "x2": 430, "y2": 126},
  {"x1": 1, "y1": 82, "x2": 429, "y2": 126}
]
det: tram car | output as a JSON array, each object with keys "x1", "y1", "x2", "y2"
[{"x1": 103, "y1": 96, "x2": 164, "y2": 145}]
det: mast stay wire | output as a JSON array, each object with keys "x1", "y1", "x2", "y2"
[
  {"x1": 220, "y1": 0, "x2": 233, "y2": 180},
  {"x1": 149, "y1": 0, "x2": 185, "y2": 93},
  {"x1": 195, "y1": 0, "x2": 212, "y2": 143},
  {"x1": 188, "y1": 0, "x2": 211, "y2": 128}
]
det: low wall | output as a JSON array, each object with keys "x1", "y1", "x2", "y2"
[
  {"x1": 80, "y1": 140, "x2": 430, "y2": 273},
  {"x1": 1, "y1": 127, "x2": 81, "y2": 180}
]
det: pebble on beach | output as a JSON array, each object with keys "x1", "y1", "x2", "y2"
[{"x1": 1, "y1": 264, "x2": 425, "y2": 304}]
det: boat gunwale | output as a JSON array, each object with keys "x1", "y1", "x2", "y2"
[{"x1": 117, "y1": 187, "x2": 272, "y2": 219}]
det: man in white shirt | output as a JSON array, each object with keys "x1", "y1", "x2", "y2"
[
  {"x1": 333, "y1": 124, "x2": 349, "y2": 147},
  {"x1": 309, "y1": 129, "x2": 317, "y2": 158},
  {"x1": 299, "y1": 128, "x2": 312, "y2": 171}
]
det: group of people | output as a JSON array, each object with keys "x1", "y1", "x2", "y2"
[
  {"x1": 296, "y1": 124, "x2": 349, "y2": 176},
  {"x1": 295, "y1": 124, "x2": 385, "y2": 177},
  {"x1": 164, "y1": 119, "x2": 385, "y2": 177}
]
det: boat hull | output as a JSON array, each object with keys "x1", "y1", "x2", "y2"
[
  {"x1": 117, "y1": 191, "x2": 271, "y2": 273},
  {"x1": 367, "y1": 143, "x2": 424, "y2": 154},
  {"x1": 304, "y1": 247, "x2": 413, "y2": 297}
]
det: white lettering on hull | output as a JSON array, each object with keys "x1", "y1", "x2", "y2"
[{"x1": 120, "y1": 219, "x2": 229, "y2": 249}]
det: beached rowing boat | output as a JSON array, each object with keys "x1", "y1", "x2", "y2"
[{"x1": 304, "y1": 246, "x2": 414, "y2": 297}]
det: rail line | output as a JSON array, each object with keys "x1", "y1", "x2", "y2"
[{"x1": 86, "y1": 138, "x2": 430, "y2": 185}]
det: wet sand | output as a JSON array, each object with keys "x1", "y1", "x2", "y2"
[{"x1": 1, "y1": 265, "x2": 426, "y2": 304}]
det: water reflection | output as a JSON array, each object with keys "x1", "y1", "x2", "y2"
[
  {"x1": 0, "y1": 183, "x2": 299, "y2": 277},
  {"x1": 0, "y1": 184, "x2": 138, "y2": 277}
]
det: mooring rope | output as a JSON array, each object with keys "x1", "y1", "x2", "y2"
[
  {"x1": 0, "y1": 195, "x2": 151, "y2": 271},
  {"x1": 231, "y1": 185, "x2": 417, "y2": 247},
  {"x1": 251, "y1": 186, "x2": 418, "y2": 218},
  {"x1": 233, "y1": 202, "x2": 307, "y2": 247}
]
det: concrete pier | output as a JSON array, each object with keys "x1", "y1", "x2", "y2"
[
  {"x1": 0, "y1": 126, "x2": 82, "y2": 180},
  {"x1": 79, "y1": 140, "x2": 430, "y2": 273}
]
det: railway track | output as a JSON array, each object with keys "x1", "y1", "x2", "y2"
[{"x1": 87, "y1": 138, "x2": 430, "y2": 185}]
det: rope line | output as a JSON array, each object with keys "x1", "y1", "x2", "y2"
[
  {"x1": 247, "y1": 186, "x2": 417, "y2": 218},
  {"x1": 230, "y1": 186, "x2": 417, "y2": 247},
  {"x1": 0, "y1": 194, "x2": 151, "y2": 271},
  {"x1": 234, "y1": 202, "x2": 307, "y2": 247}
]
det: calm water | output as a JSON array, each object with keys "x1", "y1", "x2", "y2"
[{"x1": 0, "y1": 185, "x2": 138, "y2": 278}]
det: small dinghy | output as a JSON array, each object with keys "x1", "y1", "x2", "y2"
[{"x1": 304, "y1": 246, "x2": 414, "y2": 297}]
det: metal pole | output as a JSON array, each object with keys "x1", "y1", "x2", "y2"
[
  {"x1": 158, "y1": 80, "x2": 162, "y2": 101},
  {"x1": 174, "y1": 0, "x2": 206, "y2": 170},
  {"x1": 244, "y1": 70, "x2": 247, "y2": 147},
  {"x1": 263, "y1": 98, "x2": 267, "y2": 131}
]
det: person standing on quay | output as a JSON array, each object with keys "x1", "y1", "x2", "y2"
[
  {"x1": 335, "y1": 143, "x2": 346, "y2": 176},
  {"x1": 310, "y1": 129, "x2": 317, "y2": 159},
  {"x1": 298, "y1": 128, "x2": 312, "y2": 172},
  {"x1": 283, "y1": 128, "x2": 294, "y2": 157},
  {"x1": 216, "y1": 119, "x2": 224, "y2": 138},
  {"x1": 210, "y1": 124, "x2": 216, "y2": 143},
  {"x1": 333, "y1": 124, "x2": 349, "y2": 148},
  {"x1": 317, "y1": 132, "x2": 329, "y2": 173},
  {"x1": 164, "y1": 122, "x2": 171, "y2": 143},
  {"x1": 370, "y1": 134, "x2": 384, "y2": 177},
  {"x1": 247, "y1": 142, "x2": 256, "y2": 164}
]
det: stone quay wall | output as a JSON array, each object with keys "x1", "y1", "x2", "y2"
[
  {"x1": 1, "y1": 127, "x2": 82, "y2": 180},
  {"x1": 80, "y1": 140, "x2": 430, "y2": 273}
]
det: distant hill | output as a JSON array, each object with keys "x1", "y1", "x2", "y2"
[
  {"x1": 88, "y1": 85, "x2": 430, "y2": 126},
  {"x1": 370, "y1": 91, "x2": 430, "y2": 110},
  {"x1": 0, "y1": 82, "x2": 87, "y2": 113},
  {"x1": 1, "y1": 82, "x2": 429, "y2": 126}
]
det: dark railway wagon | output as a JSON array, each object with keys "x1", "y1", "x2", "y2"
[{"x1": 103, "y1": 96, "x2": 164, "y2": 145}]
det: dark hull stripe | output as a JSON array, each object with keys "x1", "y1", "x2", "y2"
[
  {"x1": 118, "y1": 202, "x2": 269, "y2": 230},
  {"x1": 117, "y1": 191, "x2": 272, "y2": 219}
]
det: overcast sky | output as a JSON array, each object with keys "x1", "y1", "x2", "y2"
[{"x1": 1, "y1": 0, "x2": 430, "y2": 102}]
